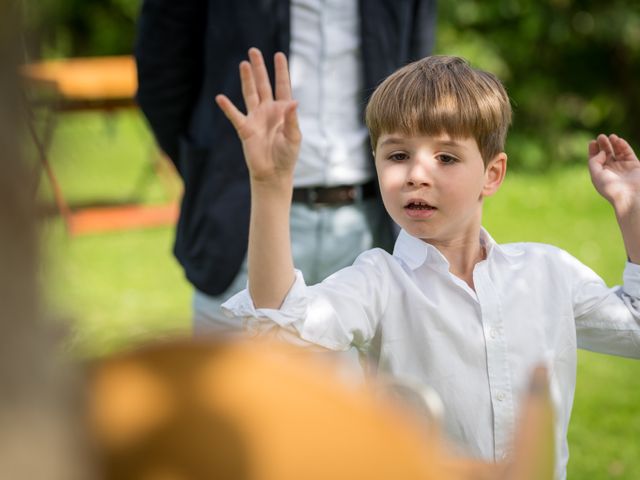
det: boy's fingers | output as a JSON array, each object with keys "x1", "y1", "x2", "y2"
[
  {"x1": 240, "y1": 61, "x2": 259, "y2": 112},
  {"x1": 274, "y1": 52, "x2": 292, "y2": 101},
  {"x1": 588, "y1": 152, "x2": 606, "y2": 174},
  {"x1": 588, "y1": 141, "x2": 606, "y2": 171},
  {"x1": 596, "y1": 133, "x2": 615, "y2": 161},
  {"x1": 215, "y1": 94, "x2": 246, "y2": 133},
  {"x1": 283, "y1": 101, "x2": 299, "y2": 139},
  {"x1": 610, "y1": 134, "x2": 637, "y2": 162},
  {"x1": 248, "y1": 47, "x2": 273, "y2": 102}
]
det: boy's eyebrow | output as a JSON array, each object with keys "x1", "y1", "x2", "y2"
[
  {"x1": 437, "y1": 139, "x2": 463, "y2": 147},
  {"x1": 377, "y1": 137, "x2": 408, "y2": 148},
  {"x1": 436, "y1": 139, "x2": 470, "y2": 152},
  {"x1": 378, "y1": 136, "x2": 466, "y2": 149}
]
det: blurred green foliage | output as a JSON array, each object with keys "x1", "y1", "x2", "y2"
[
  {"x1": 436, "y1": 0, "x2": 640, "y2": 170},
  {"x1": 24, "y1": 0, "x2": 640, "y2": 171},
  {"x1": 23, "y1": 0, "x2": 140, "y2": 58}
]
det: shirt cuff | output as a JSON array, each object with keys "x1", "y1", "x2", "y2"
[
  {"x1": 623, "y1": 261, "x2": 640, "y2": 297},
  {"x1": 221, "y1": 270, "x2": 309, "y2": 327}
]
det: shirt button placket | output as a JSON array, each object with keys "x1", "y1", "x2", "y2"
[{"x1": 475, "y1": 263, "x2": 516, "y2": 461}]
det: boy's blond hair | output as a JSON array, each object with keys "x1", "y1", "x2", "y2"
[{"x1": 365, "y1": 55, "x2": 512, "y2": 165}]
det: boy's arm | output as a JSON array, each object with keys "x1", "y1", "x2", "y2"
[
  {"x1": 216, "y1": 48, "x2": 300, "y2": 308},
  {"x1": 588, "y1": 134, "x2": 640, "y2": 263}
]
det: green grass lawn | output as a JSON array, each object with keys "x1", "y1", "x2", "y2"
[
  {"x1": 39, "y1": 111, "x2": 191, "y2": 356},
  {"x1": 41, "y1": 111, "x2": 638, "y2": 479}
]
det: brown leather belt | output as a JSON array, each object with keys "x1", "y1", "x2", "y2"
[{"x1": 292, "y1": 181, "x2": 377, "y2": 206}]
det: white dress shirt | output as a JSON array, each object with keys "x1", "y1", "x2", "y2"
[
  {"x1": 288, "y1": 0, "x2": 373, "y2": 187},
  {"x1": 223, "y1": 228, "x2": 640, "y2": 479}
]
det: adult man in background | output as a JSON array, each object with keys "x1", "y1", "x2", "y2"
[{"x1": 135, "y1": 0, "x2": 437, "y2": 331}]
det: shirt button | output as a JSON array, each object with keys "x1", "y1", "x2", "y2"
[
  {"x1": 489, "y1": 328, "x2": 498, "y2": 339},
  {"x1": 496, "y1": 392, "x2": 506, "y2": 401}
]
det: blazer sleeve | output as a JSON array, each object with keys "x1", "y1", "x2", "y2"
[
  {"x1": 409, "y1": 0, "x2": 437, "y2": 60},
  {"x1": 134, "y1": 0, "x2": 207, "y2": 164}
]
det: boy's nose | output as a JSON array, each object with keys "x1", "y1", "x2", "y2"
[{"x1": 405, "y1": 157, "x2": 433, "y2": 187}]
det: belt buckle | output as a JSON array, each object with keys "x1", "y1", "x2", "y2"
[
  {"x1": 352, "y1": 185, "x2": 362, "y2": 202},
  {"x1": 308, "y1": 188, "x2": 319, "y2": 204}
]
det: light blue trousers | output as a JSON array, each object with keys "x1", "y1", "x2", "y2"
[{"x1": 193, "y1": 198, "x2": 383, "y2": 333}]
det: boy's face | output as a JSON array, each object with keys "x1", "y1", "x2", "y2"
[{"x1": 374, "y1": 132, "x2": 506, "y2": 246}]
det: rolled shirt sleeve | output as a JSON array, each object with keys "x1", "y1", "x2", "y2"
[
  {"x1": 573, "y1": 259, "x2": 640, "y2": 357},
  {"x1": 222, "y1": 249, "x2": 391, "y2": 351}
]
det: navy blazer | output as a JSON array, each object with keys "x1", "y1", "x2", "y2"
[{"x1": 135, "y1": 0, "x2": 437, "y2": 295}]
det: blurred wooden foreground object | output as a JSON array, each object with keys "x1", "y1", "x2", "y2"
[
  {"x1": 87, "y1": 338, "x2": 554, "y2": 480},
  {"x1": 22, "y1": 56, "x2": 178, "y2": 235}
]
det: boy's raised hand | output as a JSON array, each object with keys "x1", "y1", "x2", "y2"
[
  {"x1": 588, "y1": 134, "x2": 640, "y2": 215},
  {"x1": 216, "y1": 48, "x2": 300, "y2": 185}
]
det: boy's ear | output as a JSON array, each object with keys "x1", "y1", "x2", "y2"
[{"x1": 482, "y1": 152, "x2": 507, "y2": 197}]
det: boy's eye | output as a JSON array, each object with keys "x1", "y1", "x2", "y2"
[
  {"x1": 388, "y1": 152, "x2": 409, "y2": 162},
  {"x1": 437, "y1": 154, "x2": 458, "y2": 164}
]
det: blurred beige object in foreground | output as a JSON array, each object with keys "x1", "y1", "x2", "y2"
[
  {"x1": 0, "y1": 2, "x2": 89, "y2": 478},
  {"x1": 87, "y1": 338, "x2": 555, "y2": 480},
  {"x1": 88, "y1": 339, "x2": 443, "y2": 480}
]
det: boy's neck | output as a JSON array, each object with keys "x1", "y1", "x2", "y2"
[{"x1": 427, "y1": 232, "x2": 486, "y2": 291}]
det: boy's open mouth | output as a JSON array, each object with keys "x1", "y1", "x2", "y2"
[{"x1": 405, "y1": 201, "x2": 436, "y2": 210}]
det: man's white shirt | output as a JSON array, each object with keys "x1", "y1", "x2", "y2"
[
  {"x1": 289, "y1": 0, "x2": 373, "y2": 187},
  {"x1": 223, "y1": 229, "x2": 640, "y2": 479}
]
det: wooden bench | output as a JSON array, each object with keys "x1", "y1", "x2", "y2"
[{"x1": 22, "y1": 56, "x2": 178, "y2": 234}]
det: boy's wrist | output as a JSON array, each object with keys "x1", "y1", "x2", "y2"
[
  {"x1": 613, "y1": 196, "x2": 640, "y2": 221},
  {"x1": 250, "y1": 174, "x2": 295, "y2": 198}
]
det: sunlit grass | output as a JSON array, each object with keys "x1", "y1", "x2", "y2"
[
  {"x1": 39, "y1": 111, "x2": 190, "y2": 356},
  {"x1": 43, "y1": 221, "x2": 190, "y2": 357}
]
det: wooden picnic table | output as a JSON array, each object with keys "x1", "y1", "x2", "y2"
[
  {"x1": 22, "y1": 55, "x2": 138, "y2": 111},
  {"x1": 22, "y1": 55, "x2": 178, "y2": 234}
]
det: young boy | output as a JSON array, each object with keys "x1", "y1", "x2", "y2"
[{"x1": 216, "y1": 49, "x2": 640, "y2": 479}]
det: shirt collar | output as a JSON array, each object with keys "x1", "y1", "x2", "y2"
[
  {"x1": 480, "y1": 228, "x2": 523, "y2": 264},
  {"x1": 393, "y1": 228, "x2": 521, "y2": 271}
]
